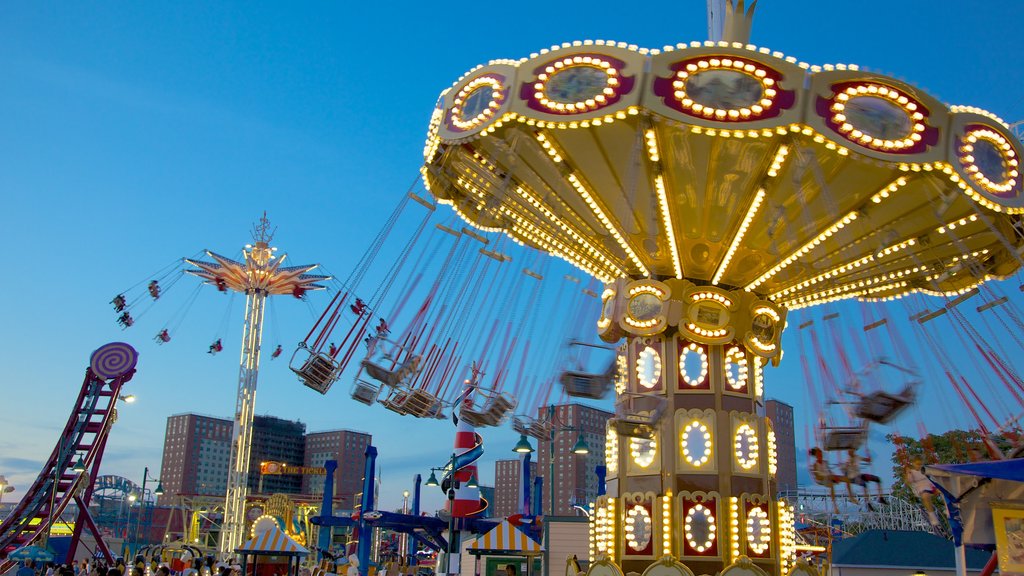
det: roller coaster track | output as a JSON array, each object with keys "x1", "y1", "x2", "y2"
[{"x1": 0, "y1": 343, "x2": 138, "y2": 572}]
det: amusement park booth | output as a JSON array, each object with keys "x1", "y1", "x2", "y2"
[
  {"x1": 926, "y1": 458, "x2": 1024, "y2": 576},
  {"x1": 236, "y1": 526, "x2": 310, "y2": 576},
  {"x1": 465, "y1": 520, "x2": 543, "y2": 576}
]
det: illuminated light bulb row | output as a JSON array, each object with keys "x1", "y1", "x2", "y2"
[
  {"x1": 691, "y1": 291, "x2": 733, "y2": 307},
  {"x1": 684, "y1": 504, "x2": 717, "y2": 553},
  {"x1": 729, "y1": 497, "x2": 740, "y2": 561},
  {"x1": 440, "y1": 198, "x2": 506, "y2": 234},
  {"x1": 753, "y1": 359, "x2": 764, "y2": 399},
  {"x1": 937, "y1": 163, "x2": 1024, "y2": 215},
  {"x1": 712, "y1": 188, "x2": 766, "y2": 285},
  {"x1": 625, "y1": 505, "x2": 652, "y2": 551},
  {"x1": 778, "y1": 503, "x2": 797, "y2": 573},
  {"x1": 869, "y1": 177, "x2": 910, "y2": 204},
  {"x1": 681, "y1": 421, "x2": 712, "y2": 466},
  {"x1": 513, "y1": 186, "x2": 627, "y2": 277},
  {"x1": 686, "y1": 323, "x2": 729, "y2": 338},
  {"x1": 672, "y1": 58, "x2": 775, "y2": 121},
  {"x1": 514, "y1": 105, "x2": 640, "y2": 130},
  {"x1": 630, "y1": 437, "x2": 657, "y2": 468},
  {"x1": 589, "y1": 509, "x2": 597, "y2": 563},
  {"x1": 615, "y1": 354, "x2": 628, "y2": 394},
  {"x1": 628, "y1": 284, "x2": 665, "y2": 297},
  {"x1": 607, "y1": 499, "x2": 616, "y2": 558},
  {"x1": 655, "y1": 175, "x2": 684, "y2": 278},
  {"x1": 679, "y1": 343, "x2": 709, "y2": 387},
  {"x1": 645, "y1": 129, "x2": 660, "y2": 162},
  {"x1": 688, "y1": 122, "x2": 851, "y2": 157},
  {"x1": 937, "y1": 213, "x2": 979, "y2": 234},
  {"x1": 766, "y1": 145, "x2": 790, "y2": 178},
  {"x1": 502, "y1": 204, "x2": 615, "y2": 281},
  {"x1": 535, "y1": 57, "x2": 619, "y2": 113},
  {"x1": 606, "y1": 427, "x2": 618, "y2": 474},
  {"x1": 567, "y1": 173, "x2": 650, "y2": 276},
  {"x1": 455, "y1": 175, "x2": 488, "y2": 199},
  {"x1": 950, "y1": 105, "x2": 1009, "y2": 126},
  {"x1": 637, "y1": 346, "x2": 662, "y2": 388},
  {"x1": 734, "y1": 423, "x2": 759, "y2": 470},
  {"x1": 783, "y1": 264, "x2": 927, "y2": 307},
  {"x1": 594, "y1": 504, "x2": 610, "y2": 555},
  {"x1": 876, "y1": 237, "x2": 917, "y2": 259},
  {"x1": 767, "y1": 428, "x2": 778, "y2": 477},
  {"x1": 832, "y1": 84, "x2": 925, "y2": 150},
  {"x1": 725, "y1": 347, "x2": 749, "y2": 390},
  {"x1": 662, "y1": 493, "x2": 673, "y2": 555},
  {"x1": 470, "y1": 150, "x2": 499, "y2": 173},
  {"x1": 751, "y1": 306, "x2": 780, "y2": 322},
  {"x1": 535, "y1": 132, "x2": 563, "y2": 163},
  {"x1": 626, "y1": 318, "x2": 661, "y2": 329},
  {"x1": 423, "y1": 107, "x2": 444, "y2": 162},
  {"x1": 746, "y1": 507, "x2": 771, "y2": 555},
  {"x1": 450, "y1": 76, "x2": 505, "y2": 130},
  {"x1": 746, "y1": 211, "x2": 860, "y2": 291},
  {"x1": 961, "y1": 129, "x2": 1019, "y2": 193},
  {"x1": 770, "y1": 250, "x2": 878, "y2": 299}
]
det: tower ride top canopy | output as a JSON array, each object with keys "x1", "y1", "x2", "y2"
[{"x1": 421, "y1": 40, "x2": 1024, "y2": 317}]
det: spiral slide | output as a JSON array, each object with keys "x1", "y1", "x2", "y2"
[
  {"x1": 0, "y1": 343, "x2": 139, "y2": 571},
  {"x1": 442, "y1": 423, "x2": 488, "y2": 518}
]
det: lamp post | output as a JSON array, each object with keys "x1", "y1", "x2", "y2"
[
  {"x1": 130, "y1": 467, "x2": 164, "y2": 556},
  {"x1": 401, "y1": 490, "x2": 410, "y2": 563},
  {"x1": 425, "y1": 454, "x2": 462, "y2": 576},
  {"x1": 512, "y1": 405, "x2": 589, "y2": 516}
]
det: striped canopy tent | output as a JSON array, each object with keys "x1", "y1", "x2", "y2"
[
  {"x1": 466, "y1": 520, "x2": 544, "y2": 556},
  {"x1": 235, "y1": 527, "x2": 309, "y2": 576}
]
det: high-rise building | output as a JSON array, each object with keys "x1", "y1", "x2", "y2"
[
  {"x1": 766, "y1": 399, "x2": 797, "y2": 493},
  {"x1": 249, "y1": 415, "x2": 306, "y2": 495},
  {"x1": 303, "y1": 429, "x2": 372, "y2": 510},
  {"x1": 493, "y1": 458, "x2": 534, "y2": 518},
  {"x1": 534, "y1": 403, "x2": 612, "y2": 515},
  {"x1": 158, "y1": 414, "x2": 233, "y2": 504}
]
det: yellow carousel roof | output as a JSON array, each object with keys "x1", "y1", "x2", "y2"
[{"x1": 422, "y1": 40, "x2": 1024, "y2": 309}]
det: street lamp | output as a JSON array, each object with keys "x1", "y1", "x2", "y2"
[
  {"x1": 119, "y1": 394, "x2": 136, "y2": 403},
  {"x1": 0, "y1": 475, "x2": 13, "y2": 507},
  {"x1": 130, "y1": 466, "x2": 163, "y2": 556},
  {"x1": 511, "y1": 405, "x2": 590, "y2": 516}
]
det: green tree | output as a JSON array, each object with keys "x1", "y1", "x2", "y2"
[{"x1": 887, "y1": 429, "x2": 1014, "y2": 503}]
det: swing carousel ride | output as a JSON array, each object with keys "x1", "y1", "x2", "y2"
[{"x1": 296, "y1": 0, "x2": 1024, "y2": 575}]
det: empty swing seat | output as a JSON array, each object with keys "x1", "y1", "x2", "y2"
[
  {"x1": 291, "y1": 349, "x2": 340, "y2": 394},
  {"x1": 380, "y1": 387, "x2": 445, "y2": 419},
  {"x1": 559, "y1": 370, "x2": 612, "y2": 399},
  {"x1": 350, "y1": 378, "x2": 381, "y2": 406},
  {"x1": 361, "y1": 355, "x2": 421, "y2": 387},
  {"x1": 823, "y1": 426, "x2": 866, "y2": 451},
  {"x1": 461, "y1": 393, "x2": 517, "y2": 428},
  {"x1": 613, "y1": 394, "x2": 667, "y2": 439},
  {"x1": 513, "y1": 416, "x2": 553, "y2": 440},
  {"x1": 855, "y1": 385, "x2": 915, "y2": 424}
]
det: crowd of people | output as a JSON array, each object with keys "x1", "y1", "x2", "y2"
[{"x1": 16, "y1": 556, "x2": 244, "y2": 576}]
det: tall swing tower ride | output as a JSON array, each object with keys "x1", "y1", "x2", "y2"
[{"x1": 185, "y1": 215, "x2": 329, "y2": 557}]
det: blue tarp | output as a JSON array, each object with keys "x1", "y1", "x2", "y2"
[{"x1": 929, "y1": 458, "x2": 1024, "y2": 483}]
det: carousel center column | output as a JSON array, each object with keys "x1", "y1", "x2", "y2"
[{"x1": 590, "y1": 278, "x2": 797, "y2": 576}]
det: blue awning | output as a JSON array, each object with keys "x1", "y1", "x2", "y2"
[{"x1": 929, "y1": 458, "x2": 1024, "y2": 483}]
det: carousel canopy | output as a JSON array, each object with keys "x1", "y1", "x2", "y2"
[
  {"x1": 236, "y1": 527, "x2": 309, "y2": 556},
  {"x1": 422, "y1": 40, "x2": 1024, "y2": 308},
  {"x1": 466, "y1": 519, "x2": 543, "y2": 554}
]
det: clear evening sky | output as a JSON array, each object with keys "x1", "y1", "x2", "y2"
[{"x1": 1, "y1": 1, "x2": 1022, "y2": 513}]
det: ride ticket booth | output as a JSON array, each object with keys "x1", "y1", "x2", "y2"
[{"x1": 465, "y1": 520, "x2": 543, "y2": 576}]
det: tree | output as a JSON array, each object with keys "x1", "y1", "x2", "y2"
[{"x1": 886, "y1": 429, "x2": 1015, "y2": 503}]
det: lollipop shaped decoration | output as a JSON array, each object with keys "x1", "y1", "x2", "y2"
[{"x1": 89, "y1": 342, "x2": 139, "y2": 380}]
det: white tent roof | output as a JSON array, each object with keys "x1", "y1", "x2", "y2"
[{"x1": 236, "y1": 527, "x2": 309, "y2": 555}]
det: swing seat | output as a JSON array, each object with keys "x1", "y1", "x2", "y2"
[
  {"x1": 290, "y1": 347, "x2": 340, "y2": 395},
  {"x1": 460, "y1": 392, "x2": 518, "y2": 428},
  {"x1": 855, "y1": 385, "x2": 915, "y2": 424},
  {"x1": 380, "y1": 387, "x2": 445, "y2": 419},
  {"x1": 350, "y1": 378, "x2": 381, "y2": 406},
  {"x1": 612, "y1": 394, "x2": 666, "y2": 439},
  {"x1": 360, "y1": 345, "x2": 422, "y2": 387},
  {"x1": 823, "y1": 426, "x2": 867, "y2": 451},
  {"x1": 559, "y1": 370, "x2": 612, "y2": 399},
  {"x1": 513, "y1": 416, "x2": 553, "y2": 440}
]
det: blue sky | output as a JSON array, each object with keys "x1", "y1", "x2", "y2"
[{"x1": 1, "y1": 1, "x2": 1023, "y2": 514}]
